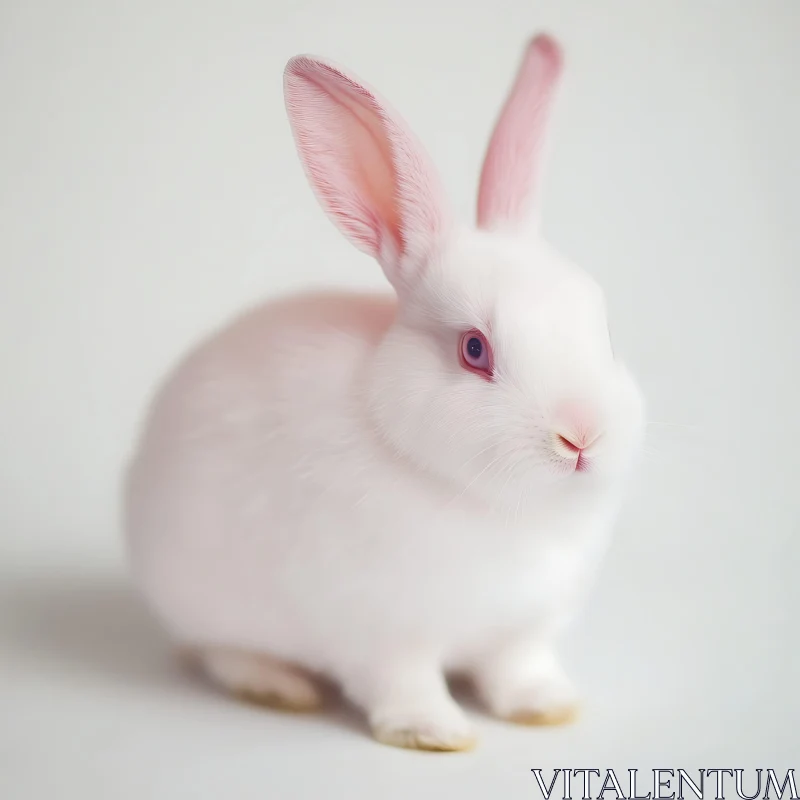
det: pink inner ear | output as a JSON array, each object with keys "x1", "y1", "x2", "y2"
[
  {"x1": 285, "y1": 60, "x2": 402, "y2": 259},
  {"x1": 284, "y1": 56, "x2": 448, "y2": 281},
  {"x1": 477, "y1": 34, "x2": 563, "y2": 232}
]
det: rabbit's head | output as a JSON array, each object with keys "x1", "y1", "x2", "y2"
[{"x1": 284, "y1": 35, "x2": 644, "y2": 505}]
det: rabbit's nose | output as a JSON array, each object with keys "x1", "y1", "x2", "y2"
[
  {"x1": 552, "y1": 427, "x2": 603, "y2": 466},
  {"x1": 555, "y1": 430, "x2": 601, "y2": 452},
  {"x1": 557, "y1": 433, "x2": 583, "y2": 453},
  {"x1": 553, "y1": 401, "x2": 601, "y2": 449},
  {"x1": 553, "y1": 429, "x2": 602, "y2": 473}
]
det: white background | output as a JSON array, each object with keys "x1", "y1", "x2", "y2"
[{"x1": 1, "y1": 1, "x2": 798, "y2": 797}]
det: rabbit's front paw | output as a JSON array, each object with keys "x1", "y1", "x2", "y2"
[
  {"x1": 345, "y1": 657, "x2": 477, "y2": 751},
  {"x1": 493, "y1": 672, "x2": 579, "y2": 726},
  {"x1": 476, "y1": 642, "x2": 580, "y2": 726},
  {"x1": 370, "y1": 700, "x2": 476, "y2": 752}
]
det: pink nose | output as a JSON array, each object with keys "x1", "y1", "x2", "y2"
[
  {"x1": 554, "y1": 428, "x2": 602, "y2": 454},
  {"x1": 557, "y1": 433, "x2": 584, "y2": 453},
  {"x1": 554, "y1": 429, "x2": 600, "y2": 473}
]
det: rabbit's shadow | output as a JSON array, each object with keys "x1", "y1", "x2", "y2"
[
  {"x1": 3, "y1": 569, "x2": 185, "y2": 691},
  {"x1": 2, "y1": 566, "x2": 364, "y2": 734}
]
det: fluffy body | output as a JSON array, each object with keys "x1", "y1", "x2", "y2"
[{"x1": 124, "y1": 36, "x2": 645, "y2": 750}]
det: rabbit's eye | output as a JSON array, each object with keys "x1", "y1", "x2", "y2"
[{"x1": 459, "y1": 330, "x2": 493, "y2": 380}]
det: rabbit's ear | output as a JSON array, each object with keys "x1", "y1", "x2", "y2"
[
  {"x1": 477, "y1": 34, "x2": 563, "y2": 234},
  {"x1": 284, "y1": 56, "x2": 450, "y2": 289}
]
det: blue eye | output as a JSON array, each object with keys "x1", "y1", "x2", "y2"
[{"x1": 460, "y1": 330, "x2": 493, "y2": 378}]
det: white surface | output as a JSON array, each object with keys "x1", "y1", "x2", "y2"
[{"x1": 1, "y1": 1, "x2": 798, "y2": 796}]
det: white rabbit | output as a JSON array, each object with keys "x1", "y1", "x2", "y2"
[{"x1": 124, "y1": 34, "x2": 645, "y2": 751}]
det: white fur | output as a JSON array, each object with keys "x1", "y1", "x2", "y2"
[{"x1": 124, "y1": 36, "x2": 645, "y2": 750}]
